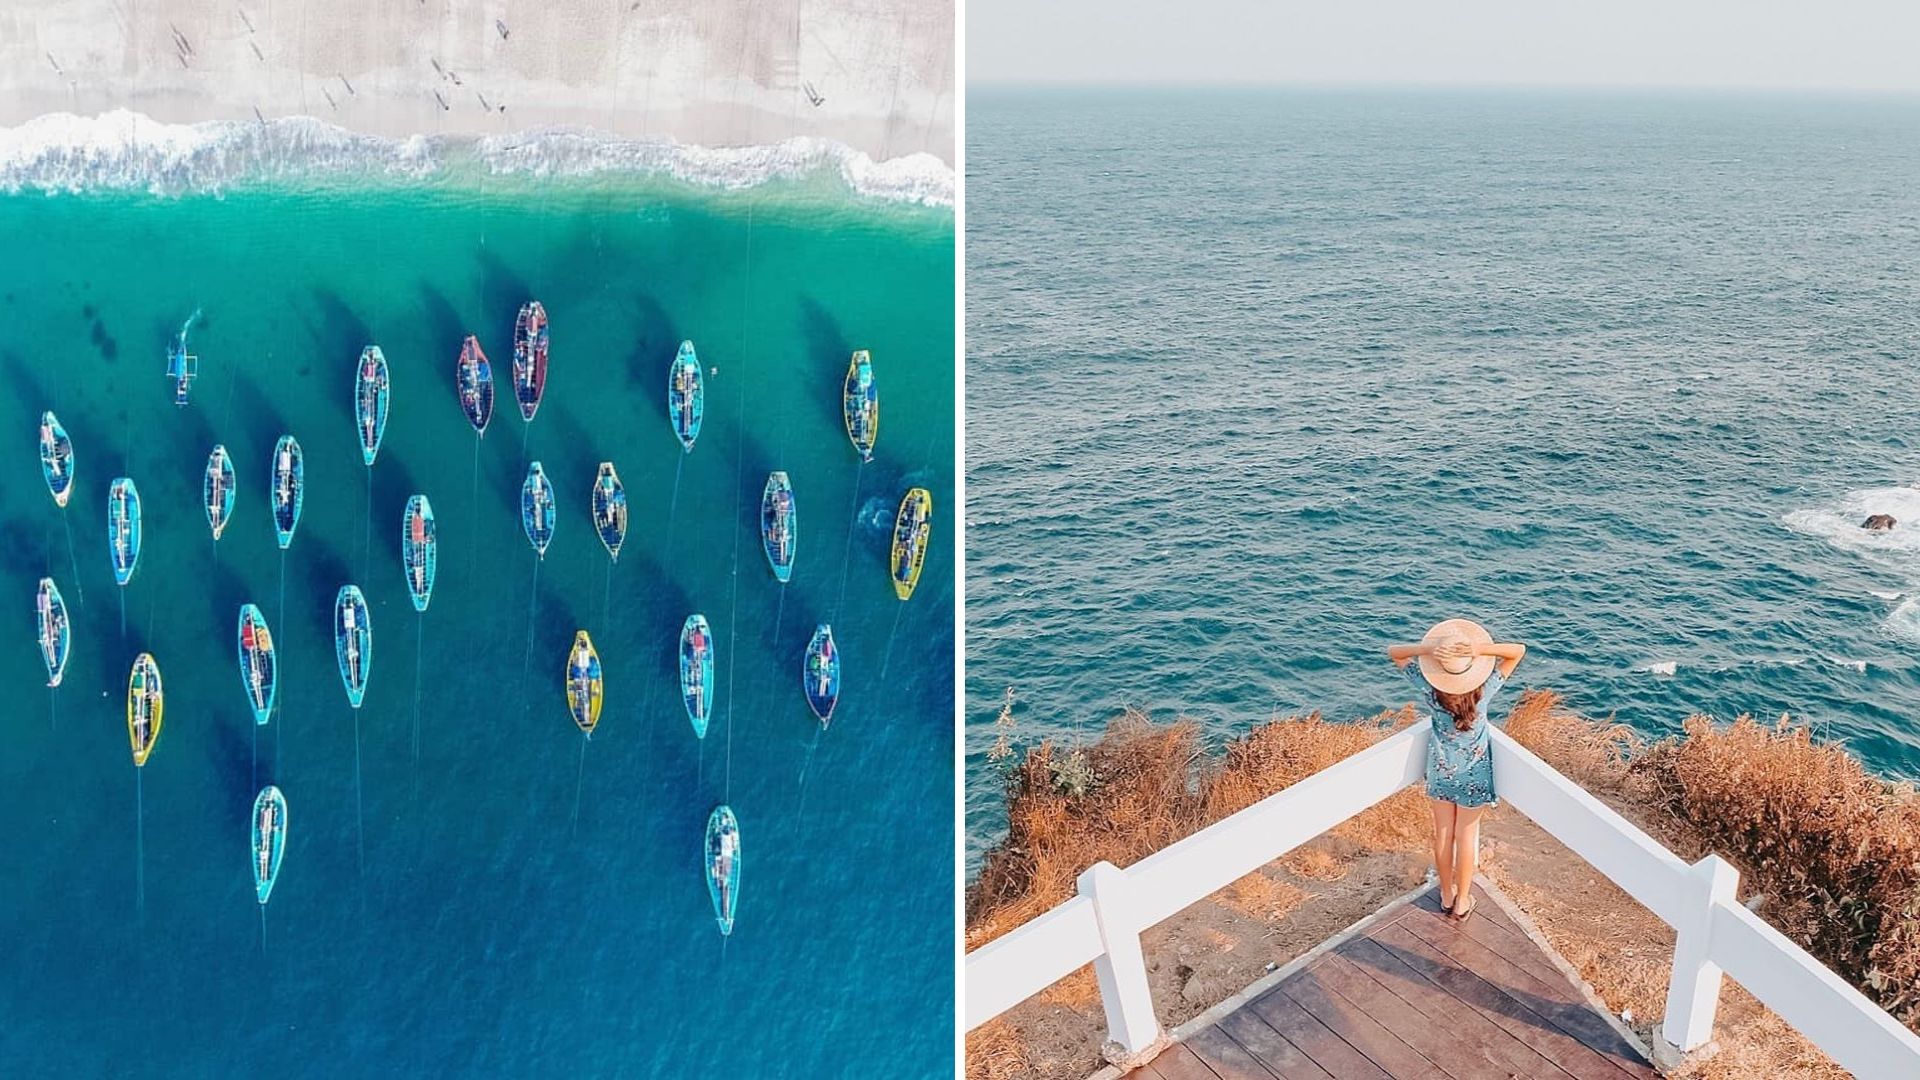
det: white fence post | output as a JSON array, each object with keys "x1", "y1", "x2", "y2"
[
  {"x1": 1659, "y1": 854, "x2": 1739, "y2": 1059},
  {"x1": 1076, "y1": 861, "x2": 1164, "y2": 1064}
]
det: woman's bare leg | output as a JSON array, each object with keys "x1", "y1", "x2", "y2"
[
  {"x1": 1452, "y1": 804, "x2": 1488, "y2": 913},
  {"x1": 1429, "y1": 798, "x2": 1458, "y2": 910}
]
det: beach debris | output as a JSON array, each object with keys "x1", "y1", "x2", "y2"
[
  {"x1": 804, "y1": 81, "x2": 826, "y2": 107},
  {"x1": 478, "y1": 92, "x2": 491, "y2": 111},
  {"x1": 238, "y1": 7, "x2": 255, "y2": 33},
  {"x1": 249, "y1": 40, "x2": 265, "y2": 61},
  {"x1": 340, "y1": 74, "x2": 355, "y2": 95},
  {"x1": 170, "y1": 24, "x2": 195, "y2": 58},
  {"x1": 1863, "y1": 514, "x2": 1897, "y2": 531},
  {"x1": 434, "y1": 89, "x2": 449, "y2": 111},
  {"x1": 46, "y1": 52, "x2": 62, "y2": 75},
  {"x1": 323, "y1": 87, "x2": 337, "y2": 111},
  {"x1": 253, "y1": 105, "x2": 266, "y2": 124},
  {"x1": 496, "y1": 18, "x2": 510, "y2": 40},
  {"x1": 431, "y1": 58, "x2": 444, "y2": 76}
]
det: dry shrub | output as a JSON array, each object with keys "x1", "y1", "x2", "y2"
[
  {"x1": 968, "y1": 707, "x2": 1416, "y2": 948},
  {"x1": 965, "y1": 1019, "x2": 1030, "y2": 1080},
  {"x1": 967, "y1": 710, "x2": 1209, "y2": 947},
  {"x1": 1636, "y1": 714, "x2": 1920, "y2": 1024},
  {"x1": 1503, "y1": 689, "x2": 1643, "y2": 790},
  {"x1": 1220, "y1": 871, "x2": 1307, "y2": 920}
]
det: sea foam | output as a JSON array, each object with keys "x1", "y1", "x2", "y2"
[{"x1": 0, "y1": 110, "x2": 953, "y2": 206}]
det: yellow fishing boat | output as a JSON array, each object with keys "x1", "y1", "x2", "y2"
[
  {"x1": 890, "y1": 487, "x2": 933, "y2": 601},
  {"x1": 566, "y1": 630, "x2": 604, "y2": 737},
  {"x1": 127, "y1": 652, "x2": 164, "y2": 767}
]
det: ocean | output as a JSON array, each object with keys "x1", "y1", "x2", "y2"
[
  {"x1": 966, "y1": 87, "x2": 1920, "y2": 869},
  {"x1": 0, "y1": 144, "x2": 955, "y2": 1074}
]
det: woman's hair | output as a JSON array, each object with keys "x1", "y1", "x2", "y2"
[{"x1": 1434, "y1": 685, "x2": 1482, "y2": 733}]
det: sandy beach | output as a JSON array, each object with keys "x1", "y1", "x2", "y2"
[{"x1": 0, "y1": 0, "x2": 952, "y2": 164}]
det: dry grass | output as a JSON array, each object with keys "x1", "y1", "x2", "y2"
[{"x1": 1281, "y1": 847, "x2": 1347, "y2": 882}]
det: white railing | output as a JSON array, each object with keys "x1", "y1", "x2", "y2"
[{"x1": 965, "y1": 723, "x2": 1920, "y2": 1080}]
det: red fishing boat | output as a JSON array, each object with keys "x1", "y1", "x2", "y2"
[{"x1": 513, "y1": 301, "x2": 548, "y2": 422}]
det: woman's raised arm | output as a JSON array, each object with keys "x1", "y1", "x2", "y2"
[{"x1": 1475, "y1": 641, "x2": 1527, "y2": 679}]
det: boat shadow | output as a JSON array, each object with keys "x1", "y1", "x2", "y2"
[
  {"x1": 202, "y1": 557, "x2": 260, "y2": 806},
  {"x1": 620, "y1": 293, "x2": 679, "y2": 401},
  {"x1": 798, "y1": 295, "x2": 854, "y2": 432},
  {"x1": 416, "y1": 283, "x2": 467, "y2": 407},
  {"x1": 475, "y1": 246, "x2": 532, "y2": 345},
  {"x1": 230, "y1": 370, "x2": 291, "y2": 464},
  {"x1": 298, "y1": 538, "x2": 356, "y2": 644},
  {"x1": 306, "y1": 288, "x2": 374, "y2": 426}
]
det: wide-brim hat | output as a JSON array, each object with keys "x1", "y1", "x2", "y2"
[{"x1": 1418, "y1": 618, "x2": 1497, "y2": 695}]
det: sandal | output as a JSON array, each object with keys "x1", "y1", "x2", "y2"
[{"x1": 1450, "y1": 895, "x2": 1477, "y2": 923}]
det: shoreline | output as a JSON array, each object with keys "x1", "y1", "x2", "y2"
[{"x1": 0, "y1": 0, "x2": 952, "y2": 191}]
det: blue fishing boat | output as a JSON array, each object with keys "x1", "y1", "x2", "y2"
[
  {"x1": 236, "y1": 603, "x2": 277, "y2": 726},
  {"x1": 513, "y1": 301, "x2": 548, "y2": 422},
  {"x1": 165, "y1": 308, "x2": 201, "y2": 406},
  {"x1": 271, "y1": 435, "x2": 303, "y2": 549},
  {"x1": 253, "y1": 785, "x2": 287, "y2": 904},
  {"x1": 761, "y1": 471, "x2": 796, "y2": 583},
  {"x1": 334, "y1": 585, "x2": 372, "y2": 709},
  {"x1": 705, "y1": 804, "x2": 741, "y2": 936},
  {"x1": 520, "y1": 461, "x2": 555, "y2": 558},
  {"x1": 803, "y1": 623, "x2": 840, "y2": 726},
  {"x1": 842, "y1": 349, "x2": 878, "y2": 462},
  {"x1": 457, "y1": 335, "x2": 494, "y2": 436},
  {"x1": 39, "y1": 411, "x2": 73, "y2": 508},
  {"x1": 108, "y1": 477, "x2": 141, "y2": 586},
  {"x1": 37, "y1": 578, "x2": 69, "y2": 688},
  {"x1": 592, "y1": 462, "x2": 627, "y2": 563},
  {"x1": 204, "y1": 444, "x2": 234, "y2": 540},
  {"x1": 667, "y1": 340, "x2": 703, "y2": 452},
  {"x1": 567, "y1": 630, "x2": 603, "y2": 737},
  {"x1": 680, "y1": 614, "x2": 715, "y2": 738},
  {"x1": 402, "y1": 495, "x2": 437, "y2": 612},
  {"x1": 355, "y1": 346, "x2": 389, "y2": 466}
]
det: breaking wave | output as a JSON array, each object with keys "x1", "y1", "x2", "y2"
[{"x1": 0, "y1": 110, "x2": 953, "y2": 206}]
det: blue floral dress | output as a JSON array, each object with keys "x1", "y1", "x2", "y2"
[{"x1": 1403, "y1": 663, "x2": 1506, "y2": 808}]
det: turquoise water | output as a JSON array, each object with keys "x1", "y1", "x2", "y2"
[
  {"x1": 966, "y1": 88, "x2": 1920, "y2": 867},
  {"x1": 0, "y1": 175, "x2": 954, "y2": 1074}
]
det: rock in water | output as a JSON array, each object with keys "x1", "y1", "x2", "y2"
[{"x1": 1862, "y1": 514, "x2": 1897, "y2": 531}]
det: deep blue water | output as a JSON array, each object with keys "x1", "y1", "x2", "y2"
[
  {"x1": 966, "y1": 87, "x2": 1920, "y2": 868},
  {"x1": 0, "y1": 178, "x2": 954, "y2": 1075}
]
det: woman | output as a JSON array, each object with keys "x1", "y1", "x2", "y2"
[{"x1": 1389, "y1": 618, "x2": 1526, "y2": 922}]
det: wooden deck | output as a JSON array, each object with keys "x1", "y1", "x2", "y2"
[{"x1": 1140, "y1": 883, "x2": 1659, "y2": 1080}]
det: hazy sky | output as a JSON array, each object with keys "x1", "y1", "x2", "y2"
[{"x1": 969, "y1": 1, "x2": 1920, "y2": 92}]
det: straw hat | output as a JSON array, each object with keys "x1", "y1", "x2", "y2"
[{"x1": 1418, "y1": 618, "x2": 1497, "y2": 695}]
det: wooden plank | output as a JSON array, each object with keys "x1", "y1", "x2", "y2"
[
  {"x1": 1216, "y1": 1009, "x2": 1334, "y2": 1080},
  {"x1": 1243, "y1": 987, "x2": 1391, "y2": 1080},
  {"x1": 1276, "y1": 965, "x2": 1455, "y2": 1079},
  {"x1": 1371, "y1": 919, "x2": 1644, "y2": 1080},
  {"x1": 1186, "y1": 1023, "x2": 1281, "y2": 1080},
  {"x1": 1397, "y1": 908, "x2": 1654, "y2": 1073},
  {"x1": 1405, "y1": 887, "x2": 1582, "y2": 994},
  {"x1": 1151, "y1": 1044, "x2": 1225, "y2": 1080},
  {"x1": 1311, "y1": 953, "x2": 1521, "y2": 1079},
  {"x1": 1333, "y1": 941, "x2": 1577, "y2": 1080}
]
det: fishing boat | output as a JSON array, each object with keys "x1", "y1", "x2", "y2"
[
  {"x1": 591, "y1": 462, "x2": 628, "y2": 563},
  {"x1": 39, "y1": 410, "x2": 73, "y2": 508},
  {"x1": 891, "y1": 487, "x2": 933, "y2": 601},
  {"x1": 668, "y1": 340, "x2": 703, "y2": 452},
  {"x1": 761, "y1": 471, "x2": 796, "y2": 583},
  {"x1": 253, "y1": 785, "x2": 287, "y2": 904},
  {"x1": 512, "y1": 301, "x2": 548, "y2": 422},
  {"x1": 236, "y1": 604, "x2": 277, "y2": 725},
  {"x1": 402, "y1": 495, "x2": 437, "y2": 612},
  {"x1": 165, "y1": 308, "x2": 201, "y2": 406},
  {"x1": 204, "y1": 444, "x2": 235, "y2": 540},
  {"x1": 127, "y1": 652, "x2": 163, "y2": 767},
  {"x1": 843, "y1": 349, "x2": 878, "y2": 462},
  {"x1": 680, "y1": 614, "x2": 715, "y2": 738},
  {"x1": 520, "y1": 461, "x2": 555, "y2": 558},
  {"x1": 37, "y1": 578, "x2": 69, "y2": 688},
  {"x1": 705, "y1": 804, "x2": 741, "y2": 936},
  {"x1": 566, "y1": 630, "x2": 603, "y2": 737},
  {"x1": 334, "y1": 585, "x2": 372, "y2": 709},
  {"x1": 457, "y1": 334, "x2": 494, "y2": 435},
  {"x1": 803, "y1": 623, "x2": 840, "y2": 726},
  {"x1": 108, "y1": 477, "x2": 142, "y2": 586},
  {"x1": 271, "y1": 435, "x2": 303, "y2": 549},
  {"x1": 355, "y1": 346, "x2": 389, "y2": 466}
]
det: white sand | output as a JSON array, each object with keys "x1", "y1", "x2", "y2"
[{"x1": 0, "y1": 0, "x2": 953, "y2": 164}]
